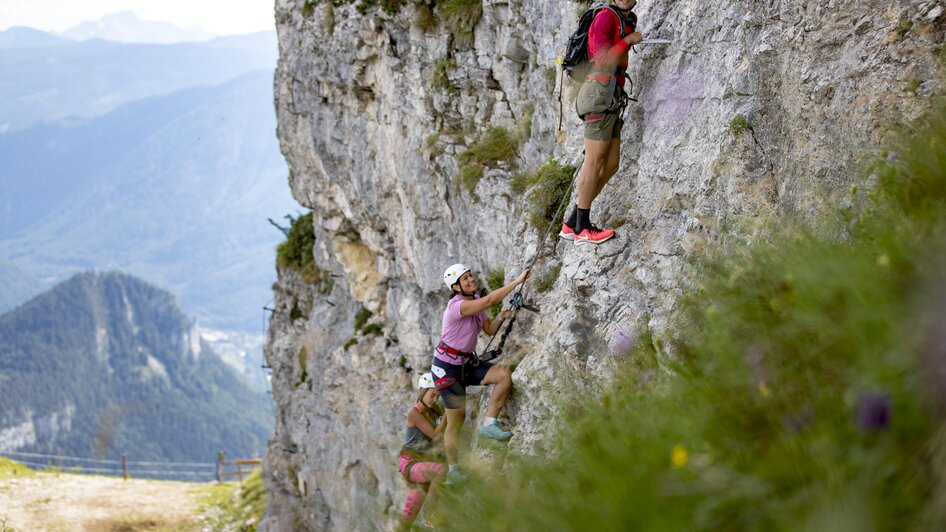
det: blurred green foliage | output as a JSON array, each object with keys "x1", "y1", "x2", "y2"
[{"x1": 435, "y1": 102, "x2": 946, "y2": 530}]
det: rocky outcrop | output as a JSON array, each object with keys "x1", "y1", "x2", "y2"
[{"x1": 263, "y1": 0, "x2": 945, "y2": 529}]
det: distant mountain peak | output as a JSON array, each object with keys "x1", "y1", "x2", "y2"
[
  {"x1": 0, "y1": 27, "x2": 72, "y2": 49},
  {"x1": 62, "y1": 11, "x2": 216, "y2": 44}
]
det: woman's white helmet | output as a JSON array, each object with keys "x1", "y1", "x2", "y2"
[
  {"x1": 418, "y1": 372, "x2": 436, "y2": 389},
  {"x1": 443, "y1": 263, "x2": 471, "y2": 289}
]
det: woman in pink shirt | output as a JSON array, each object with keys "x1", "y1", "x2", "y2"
[
  {"x1": 432, "y1": 263, "x2": 529, "y2": 484},
  {"x1": 564, "y1": 0, "x2": 643, "y2": 246}
]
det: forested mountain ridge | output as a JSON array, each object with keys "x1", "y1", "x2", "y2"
[
  {"x1": 0, "y1": 257, "x2": 40, "y2": 315},
  {"x1": 0, "y1": 271, "x2": 272, "y2": 462}
]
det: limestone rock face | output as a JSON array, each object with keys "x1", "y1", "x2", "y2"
[{"x1": 263, "y1": 0, "x2": 944, "y2": 529}]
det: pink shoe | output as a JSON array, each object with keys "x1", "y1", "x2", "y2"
[
  {"x1": 559, "y1": 223, "x2": 575, "y2": 241},
  {"x1": 574, "y1": 225, "x2": 615, "y2": 246}
]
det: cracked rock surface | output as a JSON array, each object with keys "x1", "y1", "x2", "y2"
[{"x1": 262, "y1": 0, "x2": 944, "y2": 529}]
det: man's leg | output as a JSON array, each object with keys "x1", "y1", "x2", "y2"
[
  {"x1": 577, "y1": 137, "x2": 612, "y2": 212},
  {"x1": 593, "y1": 136, "x2": 622, "y2": 200}
]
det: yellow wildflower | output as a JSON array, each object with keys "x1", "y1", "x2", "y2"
[{"x1": 671, "y1": 444, "x2": 688, "y2": 469}]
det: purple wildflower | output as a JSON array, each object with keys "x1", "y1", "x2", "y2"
[
  {"x1": 610, "y1": 326, "x2": 637, "y2": 358},
  {"x1": 857, "y1": 392, "x2": 892, "y2": 432},
  {"x1": 886, "y1": 151, "x2": 899, "y2": 162}
]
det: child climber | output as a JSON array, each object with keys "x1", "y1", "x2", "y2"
[
  {"x1": 433, "y1": 263, "x2": 530, "y2": 484},
  {"x1": 398, "y1": 372, "x2": 447, "y2": 531}
]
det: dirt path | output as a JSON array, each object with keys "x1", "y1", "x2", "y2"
[{"x1": 0, "y1": 470, "x2": 210, "y2": 531}]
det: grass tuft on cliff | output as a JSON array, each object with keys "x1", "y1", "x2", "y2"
[
  {"x1": 485, "y1": 267, "x2": 505, "y2": 318},
  {"x1": 511, "y1": 160, "x2": 577, "y2": 233},
  {"x1": 456, "y1": 126, "x2": 519, "y2": 193},
  {"x1": 275, "y1": 212, "x2": 332, "y2": 293},
  {"x1": 196, "y1": 469, "x2": 267, "y2": 531},
  {"x1": 438, "y1": 0, "x2": 483, "y2": 48},
  {"x1": 435, "y1": 102, "x2": 946, "y2": 530},
  {"x1": 276, "y1": 212, "x2": 315, "y2": 272},
  {"x1": 314, "y1": 0, "x2": 482, "y2": 39}
]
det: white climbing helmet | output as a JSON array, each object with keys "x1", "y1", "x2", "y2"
[
  {"x1": 443, "y1": 263, "x2": 470, "y2": 289},
  {"x1": 418, "y1": 372, "x2": 436, "y2": 389}
]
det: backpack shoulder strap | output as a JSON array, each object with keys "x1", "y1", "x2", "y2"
[{"x1": 601, "y1": 5, "x2": 627, "y2": 38}]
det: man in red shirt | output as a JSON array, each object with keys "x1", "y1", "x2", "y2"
[{"x1": 562, "y1": 0, "x2": 642, "y2": 246}]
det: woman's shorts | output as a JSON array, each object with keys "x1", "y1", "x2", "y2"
[
  {"x1": 431, "y1": 357, "x2": 493, "y2": 410},
  {"x1": 576, "y1": 79, "x2": 625, "y2": 141}
]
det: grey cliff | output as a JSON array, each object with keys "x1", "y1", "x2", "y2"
[{"x1": 262, "y1": 0, "x2": 945, "y2": 529}]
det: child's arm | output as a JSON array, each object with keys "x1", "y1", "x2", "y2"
[{"x1": 407, "y1": 408, "x2": 438, "y2": 439}]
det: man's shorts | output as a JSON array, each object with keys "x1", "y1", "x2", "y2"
[
  {"x1": 583, "y1": 110, "x2": 624, "y2": 141},
  {"x1": 431, "y1": 357, "x2": 493, "y2": 410},
  {"x1": 576, "y1": 79, "x2": 625, "y2": 141}
]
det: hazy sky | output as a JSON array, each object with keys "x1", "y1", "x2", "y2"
[{"x1": 0, "y1": 0, "x2": 275, "y2": 35}]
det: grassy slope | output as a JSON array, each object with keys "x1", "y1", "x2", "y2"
[
  {"x1": 0, "y1": 456, "x2": 264, "y2": 531},
  {"x1": 0, "y1": 457, "x2": 36, "y2": 480}
]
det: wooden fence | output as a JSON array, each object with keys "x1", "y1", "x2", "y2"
[
  {"x1": 216, "y1": 452, "x2": 262, "y2": 482},
  {"x1": 0, "y1": 450, "x2": 260, "y2": 483}
]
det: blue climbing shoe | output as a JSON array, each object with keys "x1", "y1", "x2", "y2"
[
  {"x1": 444, "y1": 467, "x2": 468, "y2": 486},
  {"x1": 479, "y1": 423, "x2": 512, "y2": 441}
]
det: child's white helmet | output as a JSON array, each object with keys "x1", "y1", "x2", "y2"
[
  {"x1": 418, "y1": 373, "x2": 436, "y2": 389},
  {"x1": 443, "y1": 263, "x2": 470, "y2": 289}
]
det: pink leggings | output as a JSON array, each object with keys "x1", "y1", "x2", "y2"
[{"x1": 399, "y1": 457, "x2": 446, "y2": 521}]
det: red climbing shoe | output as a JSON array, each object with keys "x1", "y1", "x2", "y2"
[
  {"x1": 559, "y1": 223, "x2": 575, "y2": 241},
  {"x1": 574, "y1": 225, "x2": 615, "y2": 246}
]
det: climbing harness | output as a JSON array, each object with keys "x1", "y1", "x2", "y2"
[{"x1": 436, "y1": 341, "x2": 476, "y2": 359}]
